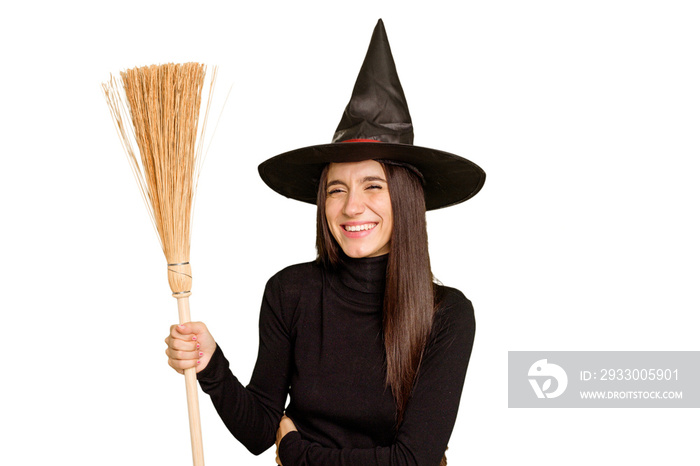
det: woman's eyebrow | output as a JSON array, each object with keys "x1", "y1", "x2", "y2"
[
  {"x1": 326, "y1": 176, "x2": 387, "y2": 188},
  {"x1": 326, "y1": 179, "x2": 347, "y2": 188}
]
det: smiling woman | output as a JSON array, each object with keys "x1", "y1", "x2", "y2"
[{"x1": 164, "y1": 19, "x2": 485, "y2": 466}]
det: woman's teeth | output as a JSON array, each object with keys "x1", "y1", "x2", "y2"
[{"x1": 344, "y1": 223, "x2": 376, "y2": 232}]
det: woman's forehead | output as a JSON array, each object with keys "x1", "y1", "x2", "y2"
[{"x1": 327, "y1": 160, "x2": 386, "y2": 179}]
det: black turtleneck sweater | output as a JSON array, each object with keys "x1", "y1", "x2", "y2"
[{"x1": 197, "y1": 255, "x2": 475, "y2": 465}]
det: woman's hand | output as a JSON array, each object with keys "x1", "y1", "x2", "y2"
[
  {"x1": 275, "y1": 415, "x2": 298, "y2": 465},
  {"x1": 164, "y1": 322, "x2": 217, "y2": 374}
]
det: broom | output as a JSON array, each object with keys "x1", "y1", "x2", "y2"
[{"x1": 103, "y1": 62, "x2": 217, "y2": 466}]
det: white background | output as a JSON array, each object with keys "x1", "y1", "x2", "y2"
[{"x1": 2, "y1": 1, "x2": 699, "y2": 464}]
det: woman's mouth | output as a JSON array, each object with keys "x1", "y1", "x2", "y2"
[{"x1": 342, "y1": 223, "x2": 377, "y2": 232}]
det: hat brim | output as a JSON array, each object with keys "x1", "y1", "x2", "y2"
[{"x1": 258, "y1": 142, "x2": 485, "y2": 211}]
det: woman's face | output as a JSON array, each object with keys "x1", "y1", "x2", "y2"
[{"x1": 325, "y1": 160, "x2": 393, "y2": 258}]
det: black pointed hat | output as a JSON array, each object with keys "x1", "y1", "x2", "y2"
[{"x1": 258, "y1": 19, "x2": 485, "y2": 210}]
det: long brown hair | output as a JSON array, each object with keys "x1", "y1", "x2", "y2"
[{"x1": 315, "y1": 161, "x2": 435, "y2": 424}]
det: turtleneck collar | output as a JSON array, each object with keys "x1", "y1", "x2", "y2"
[{"x1": 328, "y1": 252, "x2": 388, "y2": 306}]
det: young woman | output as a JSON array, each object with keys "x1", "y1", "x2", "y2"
[{"x1": 165, "y1": 20, "x2": 485, "y2": 465}]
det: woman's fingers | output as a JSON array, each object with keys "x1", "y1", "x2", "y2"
[
  {"x1": 169, "y1": 323, "x2": 200, "y2": 341},
  {"x1": 165, "y1": 321, "x2": 215, "y2": 374},
  {"x1": 165, "y1": 336, "x2": 199, "y2": 352},
  {"x1": 275, "y1": 414, "x2": 297, "y2": 465},
  {"x1": 165, "y1": 335, "x2": 202, "y2": 367},
  {"x1": 166, "y1": 349, "x2": 201, "y2": 370},
  {"x1": 275, "y1": 427, "x2": 283, "y2": 465},
  {"x1": 165, "y1": 346, "x2": 200, "y2": 362}
]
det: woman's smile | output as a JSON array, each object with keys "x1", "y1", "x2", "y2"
[{"x1": 342, "y1": 222, "x2": 377, "y2": 233}]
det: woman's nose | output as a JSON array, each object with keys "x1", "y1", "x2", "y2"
[{"x1": 342, "y1": 191, "x2": 365, "y2": 216}]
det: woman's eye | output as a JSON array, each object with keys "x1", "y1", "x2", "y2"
[
  {"x1": 366, "y1": 184, "x2": 382, "y2": 190},
  {"x1": 328, "y1": 188, "x2": 344, "y2": 195}
]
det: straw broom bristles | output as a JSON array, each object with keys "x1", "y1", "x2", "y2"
[
  {"x1": 103, "y1": 62, "x2": 217, "y2": 466},
  {"x1": 103, "y1": 63, "x2": 216, "y2": 295}
]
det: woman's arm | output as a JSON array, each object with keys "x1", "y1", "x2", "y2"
[
  {"x1": 276, "y1": 288, "x2": 475, "y2": 466},
  {"x1": 195, "y1": 272, "x2": 296, "y2": 455}
]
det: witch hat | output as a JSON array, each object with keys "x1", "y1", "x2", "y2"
[{"x1": 258, "y1": 19, "x2": 485, "y2": 210}]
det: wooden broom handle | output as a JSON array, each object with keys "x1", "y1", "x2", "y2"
[{"x1": 177, "y1": 296, "x2": 205, "y2": 466}]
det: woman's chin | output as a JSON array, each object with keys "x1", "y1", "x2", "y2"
[
  {"x1": 342, "y1": 249, "x2": 369, "y2": 259},
  {"x1": 340, "y1": 244, "x2": 390, "y2": 259}
]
